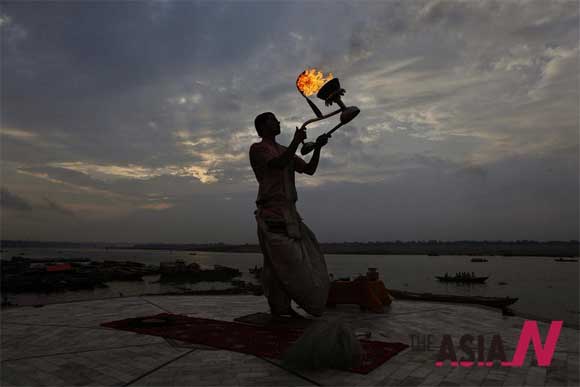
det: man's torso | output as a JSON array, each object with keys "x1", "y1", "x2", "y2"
[{"x1": 249, "y1": 141, "x2": 306, "y2": 217}]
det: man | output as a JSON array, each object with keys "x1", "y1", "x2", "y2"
[{"x1": 249, "y1": 112, "x2": 330, "y2": 318}]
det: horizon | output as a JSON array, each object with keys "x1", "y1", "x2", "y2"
[
  {"x1": 1, "y1": 1, "x2": 578, "y2": 244},
  {"x1": 2, "y1": 239, "x2": 579, "y2": 246}
]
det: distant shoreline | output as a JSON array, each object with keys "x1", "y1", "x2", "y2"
[{"x1": 2, "y1": 240, "x2": 578, "y2": 257}]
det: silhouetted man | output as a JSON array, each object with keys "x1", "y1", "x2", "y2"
[{"x1": 250, "y1": 112, "x2": 330, "y2": 318}]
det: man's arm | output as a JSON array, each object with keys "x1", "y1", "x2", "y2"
[
  {"x1": 303, "y1": 134, "x2": 329, "y2": 176},
  {"x1": 268, "y1": 127, "x2": 306, "y2": 169},
  {"x1": 303, "y1": 147, "x2": 321, "y2": 175}
]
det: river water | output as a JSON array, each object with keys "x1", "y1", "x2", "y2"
[{"x1": 3, "y1": 247, "x2": 579, "y2": 328}]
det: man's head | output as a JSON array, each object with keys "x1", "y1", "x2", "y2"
[{"x1": 254, "y1": 112, "x2": 280, "y2": 137}]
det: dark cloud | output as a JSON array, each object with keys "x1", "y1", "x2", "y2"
[
  {"x1": 1, "y1": 1, "x2": 577, "y2": 242},
  {"x1": 420, "y1": 0, "x2": 494, "y2": 27},
  {"x1": 43, "y1": 197, "x2": 78, "y2": 219},
  {"x1": 1, "y1": 189, "x2": 32, "y2": 211},
  {"x1": 21, "y1": 166, "x2": 111, "y2": 192},
  {"x1": 298, "y1": 152, "x2": 579, "y2": 242}
]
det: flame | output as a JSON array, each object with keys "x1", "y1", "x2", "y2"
[{"x1": 296, "y1": 68, "x2": 333, "y2": 96}]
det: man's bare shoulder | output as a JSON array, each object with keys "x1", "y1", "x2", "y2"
[
  {"x1": 250, "y1": 142, "x2": 266, "y2": 154},
  {"x1": 249, "y1": 142, "x2": 274, "y2": 162},
  {"x1": 250, "y1": 141, "x2": 283, "y2": 153}
]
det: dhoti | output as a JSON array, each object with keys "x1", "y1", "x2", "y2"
[{"x1": 256, "y1": 207, "x2": 330, "y2": 317}]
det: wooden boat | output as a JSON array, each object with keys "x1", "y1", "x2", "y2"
[
  {"x1": 436, "y1": 275, "x2": 488, "y2": 283},
  {"x1": 160, "y1": 261, "x2": 240, "y2": 282},
  {"x1": 470, "y1": 258, "x2": 488, "y2": 262},
  {"x1": 2, "y1": 269, "x2": 106, "y2": 293},
  {"x1": 249, "y1": 265, "x2": 262, "y2": 274},
  {"x1": 388, "y1": 289, "x2": 518, "y2": 309},
  {"x1": 554, "y1": 258, "x2": 578, "y2": 262},
  {"x1": 249, "y1": 265, "x2": 263, "y2": 280}
]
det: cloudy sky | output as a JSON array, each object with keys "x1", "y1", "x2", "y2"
[{"x1": 1, "y1": 1, "x2": 578, "y2": 243}]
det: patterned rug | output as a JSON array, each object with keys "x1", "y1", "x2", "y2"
[
  {"x1": 233, "y1": 312, "x2": 314, "y2": 329},
  {"x1": 101, "y1": 313, "x2": 408, "y2": 374}
]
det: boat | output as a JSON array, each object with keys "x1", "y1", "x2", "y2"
[
  {"x1": 387, "y1": 289, "x2": 518, "y2": 309},
  {"x1": 97, "y1": 260, "x2": 156, "y2": 281},
  {"x1": 436, "y1": 274, "x2": 488, "y2": 283},
  {"x1": 249, "y1": 265, "x2": 262, "y2": 279},
  {"x1": 554, "y1": 258, "x2": 578, "y2": 262},
  {"x1": 2, "y1": 268, "x2": 106, "y2": 293},
  {"x1": 470, "y1": 258, "x2": 488, "y2": 262},
  {"x1": 159, "y1": 261, "x2": 241, "y2": 282},
  {"x1": 213, "y1": 264, "x2": 241, "y2": 277}
]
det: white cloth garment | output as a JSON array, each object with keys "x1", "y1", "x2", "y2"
[{"x1": 250, "y1": 140, "x2": 330, "y2": 316}]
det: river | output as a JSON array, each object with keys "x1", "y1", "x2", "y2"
[{"x1": 2, "y1": 247, "x2": 578, "y2": 328}]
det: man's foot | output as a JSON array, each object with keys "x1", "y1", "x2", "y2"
[
  {"x1": 288, "y1": 307, "x2": 306, "y2": 319},
  {"x1": 271, "y1": 307, "x2": 306, "y2": 320}
]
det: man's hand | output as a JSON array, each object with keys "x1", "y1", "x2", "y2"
[
  {"x1": 293, "y1": 127, "x2": 307, "y2": 144},
  {"x1": 269, "y1": 127, "x2": 305, "y2": 169},
  {"x1": 315, "y1": 133, "x2": 330, "y2": 149}
]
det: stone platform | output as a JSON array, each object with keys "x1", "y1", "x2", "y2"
[{"x1": 1, "y1": 295, "x2": 578, "y2": 386}]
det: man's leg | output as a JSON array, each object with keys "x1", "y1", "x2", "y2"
[
  {"x1": 262, "y1": 258, "x2": 307, "y2": 319},
  {"x1": 258, "y1": 225, "x2": 296, "y2": 316},
  {"x1": 262, "y1": 253, "x2": 293, "y2": 316},
  {"x1": 256, "y1": 217, "x2": 312, "y2": 318}
]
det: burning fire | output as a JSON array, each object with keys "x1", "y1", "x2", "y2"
[{"x1": 296, "y1": 68, "x2": 333, "y2": 96}]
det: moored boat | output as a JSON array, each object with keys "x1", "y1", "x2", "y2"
[
  {"x1": 436, "y1": 274, "x2": 488, "y2": 283},
  {"x1": 554, "y1": 258, "x2": 578, "y2": 262},
  {"x1": 249, "y1": 265, "x2": 263, "y2": 281},
  {"x1": 388, "y1": 289, "x2": 518, "y2": 309},
  {"x1": 159, "y1": 260, "x2": 241, "y2": 282}
]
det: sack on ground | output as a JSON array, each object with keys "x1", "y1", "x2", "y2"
[{"x1": 282, "y1": 319, "x2": 362, "y2": 370}]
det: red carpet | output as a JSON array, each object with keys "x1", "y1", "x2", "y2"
[{"x1": 101, "y1": 313, "x2": 408, "y2": 374}]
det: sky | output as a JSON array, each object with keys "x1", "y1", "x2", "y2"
[{"x1": 1, "y1": 0, "x2": 578, "y2": 244}]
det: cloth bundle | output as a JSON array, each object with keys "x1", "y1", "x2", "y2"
[{"x1": 282, "y1": 318, "x2": 362, "y2": 370}]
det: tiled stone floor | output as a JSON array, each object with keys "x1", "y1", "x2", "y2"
[{"x1": 1, "y1": 295, "x2": 578, "y2": 386}]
